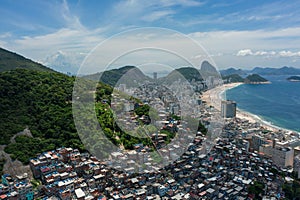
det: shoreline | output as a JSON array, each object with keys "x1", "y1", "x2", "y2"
[{"x1": 202, "y1": 82, "x2": 297, "y2": 133}]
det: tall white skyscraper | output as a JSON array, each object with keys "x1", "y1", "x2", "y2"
[{"x1": 221, "y1": 100, "x2": 236, "y2": 118}]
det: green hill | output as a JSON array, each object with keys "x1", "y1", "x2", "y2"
[
  {"x1": 200, "y1": 60, "x2": 221, "y2": 78},
  {"x1": 0, "y1": 47, "x2": 54, "y2": 72},
  {"x1": 0, "y1": 69, "x2": 82, "y2": 163},
  {"x1": 222, "y1": 74, "x2": 244, "y2": 83},
  {"x1": 83, "y1": 66, "x2": 151, "y2": 87},
  {"x1": 161, "y1": 67, "x2": 203, "y2": 84},
  {"x1": 287, "y1": 76, "x2": 300, "y2": 82},
  {"x1": 0, "y1": 68, "x2": 156, "y2": 165},
  {"x1": 0, "y1": 49, "x2": 159, "y2": 168},
  {"x1": 244, "y1": 74, "x2": 269, "y2": 84}
]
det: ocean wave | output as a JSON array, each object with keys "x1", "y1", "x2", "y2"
[{"x1": 237, "y1": 107, "x2": 298, "y2": 133}]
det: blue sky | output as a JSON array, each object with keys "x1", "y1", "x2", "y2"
[{"x1": 1, "y1": 0, "x2": 300, "y2": 74}]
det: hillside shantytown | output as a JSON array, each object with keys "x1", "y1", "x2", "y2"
[
  {"x1": 1, "y1": 49, "x2": 300, "y2": 200},
  {"x1": 2, "y1": 83, "x2": 300, "y2": 199}
]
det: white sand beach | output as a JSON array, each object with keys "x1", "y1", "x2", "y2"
[
  {"x1": 202, "y1": 83, "x2": 243, "y2": 112},
  {"x1": 202, "y1": 83, "x2": 289, "y2": 132}
]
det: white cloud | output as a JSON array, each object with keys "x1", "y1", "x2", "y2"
[
  {"x1": 110, "y1": 0, "x2": 204, "y2": 25},
  {"x1": 236, "y1": 49, "x2": 253, "y2": 56},
  {"x1": 3, "y1": 14, "x2": 300, "y2": 73},
  {"x1": 188, "y1": 27, "x2": 300, "y2": 68},
  {"x1": 0, "y1": 32, "x2": 12, "y2": 39},
  {"x1": 189, "y1": 27, "x2": 300, "y2": 57},
  {"x1": 253, "y1": 51, "x2": 268, "y2": 56},
  {"x1": 4, "y1": 26, "x2": 300, "y2": 73},
  {"x1": 78, "y1": 28, "x2": 216, "y2": 74},
  {"x1": 279, "y1": 50, "x2": 300, "y2": 57},
  {"x1": 43, "y1": 50, "x2": 86, "y2": 73},
  {"x1": 8, "y1": 27, "x2": 105, "y2": 63},
  {"x1": 61, "y1": 0, "x2": 84, "y2": 29},
  {"x1": 236, "y1": 49, "x2": 275, "y2": 57},
  {"x1": 159, "y1": 0, "x2": 204, "y2": 7},
  {"x1": 3, "y1": 0, "x2": 300, "y2": 72},
  {"x1": 142, "y1": 10, "x2": 175, "y2": 22},
  {"x1": 236, "y1": 49, "x2": 300, "y2": 58},
  {"x1": 0, "y1": 33, "x2": 11, "y2": 46}
]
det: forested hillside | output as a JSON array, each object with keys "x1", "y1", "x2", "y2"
[
  {"x1": 0, "y1": 69, "x2": 155, "y2": 165},
  {"x1": 0, "y1": 69, "x2": 82, "y2": 163},
  {"x1": 0, "y1": 48, "x2": 54, "y2": 72}
]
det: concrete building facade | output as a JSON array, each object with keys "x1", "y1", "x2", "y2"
[{"x1": 221, "y1": 100, "x2": 236, "y2": 118}]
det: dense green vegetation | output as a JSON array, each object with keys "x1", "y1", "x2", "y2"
[
  {"x1": 198, "y1": 121, "x2": 207, "y2": 135},
  {"x1": 248, "y1": 181, "x2": 265, "y2": 200},
  {"x1": 31, "y1": 179, "x2": 42, "y2": 189},
  {"x1": 244, "y1": 74, "x2": 268, "y2": 83},
  {"x1": 282, "y1": 181, "x2": 300, "y2": 200},
  {"x1": 0, "y1": 48, "x2": 54, "y2": 73},
  {"x1": 5, "y1": 136, "x2": 68, "y2": 164},
  {"x1": 0, "y1": 67, "x2": 179, "y2": 166},
  {"x1": 0, "y1": 69, "x2": 83, "y2": 163},
  {"x1": 135, "y1": 104, "x2": 150, "y2": 117},
  {"x1": 94, "y1": 91, "x2": 154, "y2": 150},
  {"x1": 222, "y1": 74, "x2": 244, "y2": 83}
]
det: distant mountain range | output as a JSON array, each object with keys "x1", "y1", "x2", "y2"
[
  {"x1": 83, "y1": 60, "x2": 221, "y2": 88},
  {"x1": 220, "y1": 66, "x2": 300, "y2": 76},
  {"x1": 220, "y1": 68, "x2": 247, "y2": 76}
]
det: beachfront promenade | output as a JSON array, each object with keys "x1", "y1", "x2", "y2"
[
  {"x1": 202, "y1": 82, "x2": 290, "y2": 132},
  {"x1": 202, "y1": 82, "x2": 300, "y2": 174}
]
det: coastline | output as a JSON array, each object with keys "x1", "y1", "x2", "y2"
[
  {"x1": 201, "y1": 82, "x2": 243, "y2": 112},
  {"x1": 202, "y1": 82, "x2": 296, "y2": 133}
]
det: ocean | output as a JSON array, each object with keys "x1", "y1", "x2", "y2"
[{"x1": 226, "y1": 75, "x2": 300, "y2": 132}]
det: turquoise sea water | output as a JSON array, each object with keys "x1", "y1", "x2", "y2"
[{"x1": 226, "y1": 75, "x2": 300, "y2": 132}]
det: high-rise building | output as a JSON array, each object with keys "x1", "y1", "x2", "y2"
[
  {"x1": 153, "y1": 72, "x2": 157, "y2": 80},
  {"x1": 252, "y1": 135, "x2": 267, "y2": 151},
  {"x1": 260, "y1": 143, "x2": 294, "y2": 168},
  {"x1": 272, "y1": 147, "x2": 294, "y2": 168},
  {"x1": 221, "y1": 100, "x2": 236, "y2": 118}
]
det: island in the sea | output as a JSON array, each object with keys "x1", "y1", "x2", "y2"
[
  {"x1": 244, "y1": 74, "x2": 270, "y2": 84},
  {"x1": 287, "y1": 75, "x2": 300, "y2": 82},
  {"x1": 222, "y1": 73, "x2": 270, "y2": 84}
]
